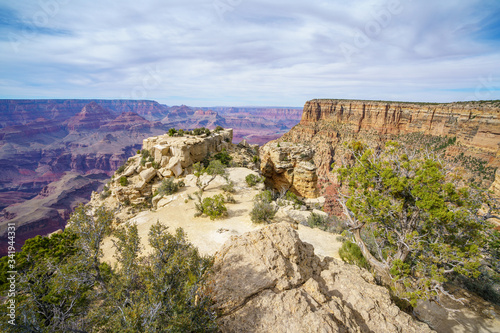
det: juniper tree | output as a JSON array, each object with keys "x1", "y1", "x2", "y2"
[{"x1": 337, "y1": 141, "x2": 499, "y2": 307}]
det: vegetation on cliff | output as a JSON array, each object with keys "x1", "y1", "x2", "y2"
[
  {"x1": 0, "y1": 205, "x2": 216, "y2": 332},
  {"x1": 337, "y1": 141, "x2": 500, "y2": 307}
]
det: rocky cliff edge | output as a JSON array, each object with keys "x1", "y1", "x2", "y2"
[{"x1": 209, "y1": 222, "x2": 433, "y2": 332}]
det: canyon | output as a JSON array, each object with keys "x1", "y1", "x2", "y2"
[{"x1": 0, "y1": 99, "x2": 302, "y2": 253}]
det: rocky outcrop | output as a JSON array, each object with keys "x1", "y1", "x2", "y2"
[
  {"x1": 109, "y1": 129, "x2": 233, "y2": 205},
  {"x1": 210, "y1": 223, "x2": 433, "y2": 333},
  {"x1": 260, "y1": 142, "x2": 319, "y2": 198}
]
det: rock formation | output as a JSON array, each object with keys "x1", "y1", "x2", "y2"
[
  {"x1": 260, "y1": 142, "x2": 319, "y2": 198},
  {"x1": 276, "y1": 99, "x2": 499, "y2": 190},
  {"x1": 106, "y1": 129, "x2": 233, "y2": 206},
  {"x1": 210, "y1": 223, "x2": 433, "y2": 332}
]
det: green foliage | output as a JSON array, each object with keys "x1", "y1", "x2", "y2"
[
  {"x1": 221, "y1": 181, "x2": 235, "y2": 193},
  {"x1": 198, "y1": 194, "x2": 227, "y2": 220},
  {"x1": 339, "y1": 241, "x2": 370, "y2": 270},
  {"x1": 213, "y1": 148, "x2": 232, "y2": 166},
  {"x1": 100, "y1": 186, "x2": 111, "y2": 200},
  {"x1": 140, "y1": 149, "x2": 150, "y2": 159},
  {"x1": 119, "y1": 175, "x2": 128, "y2": 186},
  {"x1": 252, "y1": 155, "x2": 259, "y2": 163},
  {"x1": 157, "y1": 178, "x2": 179, "y2": 196},
  {"x1": 285, "y1": 191, "x2": 304, "y2": 208},
  {"x1": 250, "y1": 192, "x2": 276, "y2": 224},
  {"x1": 116, "y1": 164, "x2": 126, "y2": 174},
  {"x1": 168, "y1": 127, "x2": 177, "y2": 136},
  {"x1": 192, "y1": 127, "x2": 210, "y2": 136},
  {"x1": 214, "y1": 125, "x2": 224, "y2": 132},
  {"x1": 0, "y1": 206, "x2": 218, "y2": 332},
  {"x1": 245, "y1": 174, "x2": 261, "y2": 187},
  {"x1": 194, "y1": 160, "x2": 227, "y2": 192},
  {"x1": 306, "y1": 212, "x2": 327, "y2": 229},
  {"x1": 254, "y1": 190, "x2": 274, "y2": 203},
  {"x1": 337, "y1": 141, "x2": 497, "y2": 307}
]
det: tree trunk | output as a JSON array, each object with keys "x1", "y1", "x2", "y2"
[{"x1": 352, "y1": 228, "x2": 392, "y2": 284}]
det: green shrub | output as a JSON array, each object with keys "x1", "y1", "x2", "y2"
[
  {"x1": 252, "y1": 155, "x2": 259, "y2": 164},
  {"x1": 116, "y1": 164, "x2": 126, "y2": 174},
  {"x1": 214, "y1": 125, "x2": 224, "y2": 132},
  {"x1": 137, "y1": 149, "x2": 141, "y2": 154},
  {"x1": 307, "y1": 212, "x2": 327, "y2": 229},
  {"x1": 285, "y1": 191, "x2": 304, "y2": 207},
  {"x1": 214, "y1": 149, "x2": 232, "y2": 166},
  {"x1": 222, "y1": 181, "x2": 235, "y2": 193},
  {"x1": 338, "y1": 241, "x2": 370, "y2": 270},
  {"x1": 225, "y1": 194, "x2": 236, "y2": 203},
  {"x1": 119, "y1": 176, "x2": 128, "y2": 186},
  {"x1": 250, "y1": 200, "x2": 276, "y2": 224},
  {"x1": 254, "y1": 190, "x2": 273, "y2": 203},
  {"x1": 245, "y1": 174, "x2": 261, "y2": 187},
  {"x1": 201, "y1": 194, "x2": 227, "y2": 220},
  {"x1": 168, "y1": 128, "x2": 177, "y2": 136},
  {"x1": 158, "y1": 178, "x2": 179, "y2": 196},
  {"x1": 141, "y1": 149, "x2": 150, "y2": 159},
  {"x1": 151, "y1": 161, "x2": 160, "y2": 169},
  {"x1": 140, "y1": 158, "x2": 146, "y2": 166}
]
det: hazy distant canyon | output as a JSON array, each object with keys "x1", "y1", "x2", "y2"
[{"x1": 0, "y1": 99, "x2": 302, "y2": 253}]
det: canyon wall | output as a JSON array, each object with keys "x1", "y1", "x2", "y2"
[{"x1": 276, "y1": 100, "x2": 499, "y2": 193}]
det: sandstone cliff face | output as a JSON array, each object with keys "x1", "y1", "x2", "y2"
[
  {"x1": 260, "y1": 142, "x2": 318, "y2": 198},
  {"x1": 210, "y1": 223, "x2": 433, "y2": 333},
  {"x1": 280, "y1": 100, "x2": 500, "y2": 188},
  {"x1": 301, "y1": 100, "x2": 500, "y2": 152}
]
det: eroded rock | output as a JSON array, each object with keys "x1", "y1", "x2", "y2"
[{"x1": 210, "y1": 223, "x2": 434, "y2": 333}]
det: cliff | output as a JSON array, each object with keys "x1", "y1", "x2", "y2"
[{"x1": 277, "y1": 99, "x2": 499, "y2": 190}]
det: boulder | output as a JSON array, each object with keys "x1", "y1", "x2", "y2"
[
  {"x1": 140, "y1": 168, "x2": 157, "y2": 183},
  {"x1": 166, "y1": 157, "x2": 183, "y2": 177},
  {"x1": 210, "y1": 223, "x2": 433, "y2": 333}
]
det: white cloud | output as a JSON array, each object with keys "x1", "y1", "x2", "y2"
[{"x1": 0, "y1": 0, "x2": 499, "y2": 106}]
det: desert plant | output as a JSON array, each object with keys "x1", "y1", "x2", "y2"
[
  {"x1": 168, "y1": 128, "x2": 177, "y2": 136},
  {"x1": 250, "y1": 192, "x2": 276, "y2": 224},
  {"x1": 245, "y1": 174, "x2": 261, "y2": 187},
  {"x1": 200, "y1": 194, "x2": 227, "y2": 220},
  {"x1": 119, "y1": 176, "x2": 128, "y2": 186},
  {"x1": 214, "y1": 148, "x2": 232, "y2": 166},
  {"x1": 221, "y1": 181, "x2": 235, "y2": 193},
  {"x1": 157, "y1": 178, "x2": 179, "y2": 196},
  {"x1": 338, "y1": 241, "x2": 370, "y2": 270}
]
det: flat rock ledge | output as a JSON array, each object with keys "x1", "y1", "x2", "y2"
[{"x1": 209, "y1": 223, "x2": 434, "y2": 333}]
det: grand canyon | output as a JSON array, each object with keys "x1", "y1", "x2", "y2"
[{"x1": 0, "y1": 99, "x2": 302, "y2": 254}]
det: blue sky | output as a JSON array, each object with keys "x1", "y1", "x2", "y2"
[{"x1": 0, "y1": 0, "x2": 499, "y2": 106}]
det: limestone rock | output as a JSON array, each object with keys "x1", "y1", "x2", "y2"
[
  {"x1": 489, "y1": 169, "x2": 500, "y2": 198},
  {"x1": 260, "y1": 142, "x2": 319, "y2": 198},
  {"x1": 166, "y1": 157, "x2": 183, "y2": 177},
  {"x1": 140, "y1": 168, "x2": 157, "y2": 183},
  {"x1": 210, "y1": 223, "x2": 433, "y2": 333}
]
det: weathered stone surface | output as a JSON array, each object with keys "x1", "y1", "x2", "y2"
[
  {"x1": 166, "y1": 157, "x2": 183, "y2": 177},
  {"x1": 139, "y1": 168, "x2": 157, "y2": 183},
  {"x1": 210, "y1": 223, "x2": 434, "y2": 333},
  {"x1": 490, "y1": 169, "x2": 500, "y2": 198},
  {"x1": 260, "y1": 142, "x2": 319, "y2": 198}
]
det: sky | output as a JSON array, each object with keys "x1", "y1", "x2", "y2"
[{"x1": 0, "y1": 0, "x2": 499, "y2": 107}]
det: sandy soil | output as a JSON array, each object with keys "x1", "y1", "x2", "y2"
[{"x1": 101, "y1": 168, "x2": 344, "y2": 264}]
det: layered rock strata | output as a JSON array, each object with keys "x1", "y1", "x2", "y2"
[
  {"x1": 278, "y1": 99, "x2": 500, "y2": 188},
  {"x1": 210, "y1": 223, "x2": 433, "y2": 333}
]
